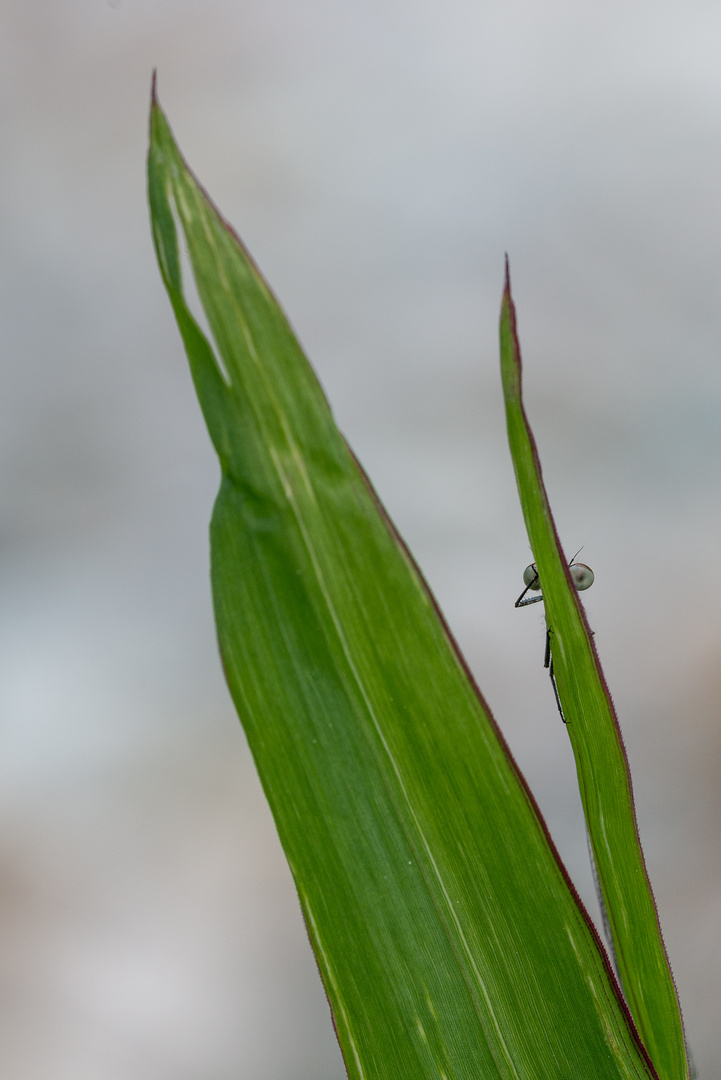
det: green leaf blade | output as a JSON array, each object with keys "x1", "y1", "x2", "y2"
[
  {"x1": 149, "y1": 96, "x2": 658, "y2": 1080},
  {"x1": 499, "y1": 268, "x2": 688, "y2": 1080}
]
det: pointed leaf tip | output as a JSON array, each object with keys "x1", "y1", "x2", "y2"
[
  {"x1": 501, "y1": 258, "x2": 516, "y2": 331},
  {"x1": 498, "y1": 267, "x2": 689, "y2": 1080}
]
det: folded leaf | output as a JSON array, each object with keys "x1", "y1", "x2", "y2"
[{"x1": 148, "y1": 89, "x2": 658, "y2": 1080}]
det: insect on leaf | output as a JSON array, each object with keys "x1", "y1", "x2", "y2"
[{"x1": 500, "y1": 263, "x2": 689, "y2": 1080}]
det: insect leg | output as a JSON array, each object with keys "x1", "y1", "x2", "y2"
[
  {"x1": 544, "y1": 629, "x2": 568, "y2": 724},
  {"x1": 548, "y1": 656, "x2": 565, "y2": 725},
  {"x1": 515, "y1": 582, "x2": 534, "y2": 607},
  {"x1": 515, "y1": 564, "x2": 541, "y2": 608},
  {"x1": 516, "y1": 592, "x2": 544, "y2": 607}
]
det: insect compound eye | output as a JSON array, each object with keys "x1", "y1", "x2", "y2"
[
  {"x1": 522, "y1": 563, "x2": 540, "y2": 589},
  {"x1": 569, "y1": 563, "x2": 594, "y2": 591}
]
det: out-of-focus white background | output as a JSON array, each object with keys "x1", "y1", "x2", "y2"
[{"x1": 1, "y1": 1, "x2": 720, "y2": 1076}]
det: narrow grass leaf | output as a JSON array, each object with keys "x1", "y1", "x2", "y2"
[
  {"x1": 499, "y1": 265, "x2": 688, "y2": 1080},
  {"x1": 148, "y1": 91, "x2": 659, "y2": 1080}
]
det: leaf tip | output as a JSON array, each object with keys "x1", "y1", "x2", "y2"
[
  {"x1": 501, "y1": 254, "x2": 517, "y2": 328},
  {"x1": 150, "y1": 68, "x2": 159, "y2": 108},
  {"x1": 502, "y1": 254, "x2": 515, "y2": 314},
  {"x1": 499, "y1": 256, "x2": 524, "y2": 400}
]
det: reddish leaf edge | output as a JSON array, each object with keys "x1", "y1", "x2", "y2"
[
  {"x1": 149, "y1": 77, "x2": 662, "y2": 1078},
  {"x1": 502, "y1": 255, "x2": 686, "y2": 1079}
]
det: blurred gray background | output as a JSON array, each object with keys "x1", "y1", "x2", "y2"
[{"x1": 1, "y1": 0, "x2": 720, "y2": 1076}]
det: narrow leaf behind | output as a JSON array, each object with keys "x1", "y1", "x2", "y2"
[
  {"x1": 499, "y1": 268, "x2": 688, "y2": 1080},
  {"x1": 149, "y1": 95, "x2": 658, "y2": 1080}
]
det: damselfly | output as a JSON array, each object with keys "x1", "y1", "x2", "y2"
[{"x1": 514, "y1": 552, "x2": 595, "y2": 722}]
